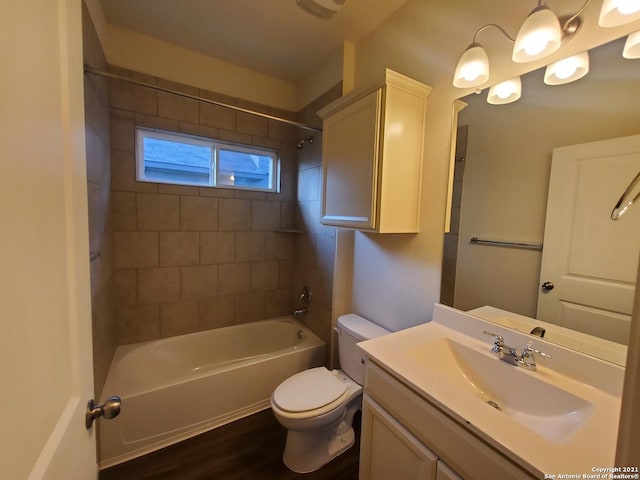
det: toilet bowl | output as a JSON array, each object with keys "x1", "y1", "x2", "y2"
[{"x1": 271, "y1": 314, "x2": 390, "y2": 473}]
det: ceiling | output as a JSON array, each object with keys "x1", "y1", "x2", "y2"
[{"x1": 99, "y1": 0, "x2": 410, "y2": 83}]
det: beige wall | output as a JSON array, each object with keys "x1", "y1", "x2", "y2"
[
  {"x1": 454, "y1": 37, "x2": 640, "y2": 318},
  {"x1": 83, "y1": 3, "x2": 117, "y2": 398},
  {"x1": 342, "y1": 0, "x2": 640, "y2": 331},
  {"x1": 108, "y1": 68, "x2": 300, "y2": 344}
]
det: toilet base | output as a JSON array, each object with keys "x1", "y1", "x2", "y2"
[{"x1": 282, "y1": 426, "x2": 355, "y2": 473}]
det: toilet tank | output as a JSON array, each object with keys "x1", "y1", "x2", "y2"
[{"x1": 336, "y1": 314, "x2": 390, "y2": 384}]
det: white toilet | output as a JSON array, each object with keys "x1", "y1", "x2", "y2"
[{"x1": 271, "y1": 313, "x2": 390, "y2": 473}]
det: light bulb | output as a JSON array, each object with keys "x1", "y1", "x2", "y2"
[
  {"x1": 513, "y1": 6, "x2": 562, "y2": 63},
  {"x1": 599, "y1": 0, "x2": 640, "y2": 26},
  {"x1": 617, "y1": 0, "x2": 640, "y2": 15},
  {"x1": 544, "y1": 51, "x2": 589, "y2": 85},
  {"x1": 487, "y1": 77, "x2": 522, "y2": 105},
  {"x1": 453, "y1": 43, "x2": 490, "y2": 88}
]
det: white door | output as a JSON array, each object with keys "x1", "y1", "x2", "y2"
[
  {"x1": 537, "y1": 135, "x2": 640, "y2": 343},
  {"x1": 0, "y1": 1, "x2": 97, "y2": 478}
]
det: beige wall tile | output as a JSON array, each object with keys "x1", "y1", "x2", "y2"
[
  {"x1": 199, "y1": 295, "x2": 235, "y2": 330},
  {"x1": 235, "y1": 231, "x2": 266, "y2": 262},
  {"x1": 111, "y1": 149, "x2": 158, "y2": 193},
  {"x1": 252, "y1": 200, "x2": 280, "y2": 231},
  {"x1": 114, "y1": 269, "x2": 137, "y2": 307},
  {"x1": 158, "y1": 92, "x2": 199, "y2": 124},
  {"x1": 268, "y1": 119, "x2": 297, "y2": 142},
  {"x1": 235, "y1": 190, "x2": 266, "y2": 200},
  {"x1": 232, "y1": 112, "x2": 269, "y2": 137},
  {"x1": 250, "y1": 261, "x2": 279, "y2": 291},
  {"x1": 265, "y1": 289, "x2": 292, "y2": 318},
  {"x1": 218, "y1": 263, "x2": 250, "y2": 295},
  {"x1": 218, "y1": 198, "x2": 251, "y2": 231},
  {"x1": 279, "y1": 260, "x2": 294, "y2": 289},
  {"x1": 315, "y1": 234, "x2": 336, "y2": 274},
  {"x1": 200, "y1": 103, "x2": 236, "y2": 130},
  {"x1": 200, "y1": 232, "x2": 235, "y2": 264},
  {"x1": 234, "y1": 292, "x2": 264, "y2": 323},
  {"x1": 138, "y1": 267, "x2": 180, "y2": 304},
  {"x1": 266, "y1": 232, "x2": 294, "y2": 260},
  {"x1": 109, "y1": 109, "x2": 134, "y2": 152},
  {"x1": 181, "y1": 264, "x2": 218, "y2": 299},
  {"x1": 180, "y1": 196, "x2": 218, "y2": 231},
  {"x1": 160, "y1": 301, "x2": 199, "y2": 337},
  {"x1": 114, "y1": 231, "x2": 159, "y2": 269},
  {"x1": 137, "y1": 193, "x2": 180, "y2": 231},
  {"x1": 117, "y1": 304, "x2": 160, "y2": 344},
  {"x1": 160, "y1": 232, "x2": 199, "y2": 266},
  {"x1": 179, "y1": 122, "x2": 218, "y2": 140},
  {"x1": 158, "y1": 184, "x2": 200, "y2": 196},
  {"x1": 85, "y1": 125, "x2": 110, "y2": 186},
  {"x1": 218, "y1": 129, "x2": 252, "y2": 145},
  {"x1": 135, "y1": 112, "x2": 180, "y2": 132},
  {"x1": 279, "y1": 202, "x2": 296, "y2": 229},
  {"x1": 112, "y1": 191, "x2": 136, "y2": 231},
  {"x1": 199, "y1": 187, "x2": 235, "y2": 198},
  {"x1": 109, "y1": 80, "x2": 157, "y2": 115}
]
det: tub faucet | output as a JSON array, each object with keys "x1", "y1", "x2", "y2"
[
  {"x1": 293, "y1": 307, "x2": 308, "y2": 320},
  {"x1": 298, "y1": 286, "x2": 312, "y2": 305}
]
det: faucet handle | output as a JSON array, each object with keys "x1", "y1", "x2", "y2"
[
  {"x1": 482, "y1": 331, "x2": 504, "y2": 345},
  {"x1": 523, "y1": 343, "x2": 551, "y2": 359}
]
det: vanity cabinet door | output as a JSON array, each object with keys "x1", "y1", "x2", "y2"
[{"x1": 360, "y1": 394, "x2": 438, "y2": 480}]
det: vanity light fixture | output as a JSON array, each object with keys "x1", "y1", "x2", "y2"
[
  {"x1": 453, "y1": 0, "x2": 589, "y2": 88},
  {"x1": 599, "y1": 0, "x2": 640, "y2": 27},
  {"x1": 623, "y1": 30, "x2": 640, "y2": 58},
  {"x1": 544, "y1": 51, "x2": 590, "y2": 84},
  {"x1": 487, "y1": 77, "x2": 522, "y2": 104}
]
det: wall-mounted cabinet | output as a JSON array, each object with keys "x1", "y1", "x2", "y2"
[{"x1": 318, "y1": 70, "x2": 431, "y2": 233}]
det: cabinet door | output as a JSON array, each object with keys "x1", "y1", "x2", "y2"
[
  {"x1": 437, "y1": 461, "x2": 463, "y2": 480},
  {"x1": 322, "y1": 90, "x2": 381, "y2": 229},
  {"x1": 360, "y1": 395, "x2": 437, "y2": 480}
]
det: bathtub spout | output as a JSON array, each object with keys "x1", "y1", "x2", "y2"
[{"x1": 293, "y1": 307, "x2": 308, "y2": 320}]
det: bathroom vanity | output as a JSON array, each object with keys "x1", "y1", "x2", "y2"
[{"x1": 358, "y1": 304, "x2": 623, "y2": 480}]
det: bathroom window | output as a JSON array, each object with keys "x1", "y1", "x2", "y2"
[{"x1": 135, "y1": 127, "x2": 279, "y2": 192}]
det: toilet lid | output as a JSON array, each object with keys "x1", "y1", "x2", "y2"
[{"x1": 273, "y1": 367, "x2": 347, "y2": 413}]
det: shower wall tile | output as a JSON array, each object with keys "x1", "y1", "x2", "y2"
[
  {"x1": 180, "y1": 196, "x2": 218, "y2": 231},
  {"x1": 84, "y1": 3, "x2": 116, "y2": 400},
  {"x1": 114, "y1": 231, "x2": 159, "y2": 269},
  {"x1": 109, "y1": 68, "x2": 298, "y2": 345},
  {"x1": 181, "y1": 265, "x2": 218, "y2": 299},
  {"x1": 200, "y1": 232, "x2": 235, "y2": 264},
  {"x1": 199, "y1": 295, "x2": 235, "y2": 330},
  {"x1": 218, "y1": 199, "x2": 251, "y2": 231},
  {"x1": 218, "y1": 263, "x2": 251, "y2": 295},
  {"x1": 160, "y1": 300, "x2": 200, "y2": 337},
  {"x1": 117, "y1": 304, "x2": 160, "y2": 344},
  {"x1": 136, "y1": 193, "x2": 180, "y2": 231},
  {"x1": 160, "y1": 232, "x2": 199, "y2": 267},
  {"x1": 293, "y1": 84, "x2": 341, "y2": 350},
  {"x1": 235, "y1": 231, "x2": 266, "y2": 262},
  {"x1": 138, "y1": 267, "x2": 181, "y2": 304}
]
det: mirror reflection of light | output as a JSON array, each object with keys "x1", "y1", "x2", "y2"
[
  {"x1": 553, "y1": 57, "x2": 579, "y2": 79},
  {"x1": 617, "y1": 0, "x2": 640, "y2": 15}
]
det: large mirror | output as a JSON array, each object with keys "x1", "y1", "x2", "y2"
[{"x1": 442, "y1": 36, "x2": 640, "y2": 365}]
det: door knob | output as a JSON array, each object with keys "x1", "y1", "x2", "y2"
[
  {"x1": 541, "y1": 281, "x2": 554, "y2": 292},
  {"x1": 85, "y1": 396, "x2": 121, "y2": 429}
]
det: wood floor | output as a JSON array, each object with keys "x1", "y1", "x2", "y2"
[{"x1": 99, "y1": 409, "x2": 360, "y2": 480}]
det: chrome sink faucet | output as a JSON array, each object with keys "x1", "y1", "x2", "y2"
[{"x1": 483, "y1": 331, "x2": 551, "y2": 371}]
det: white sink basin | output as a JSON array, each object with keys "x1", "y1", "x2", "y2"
[{"x1": 406, "y1": 338, "x2": 592, "y2": 442}]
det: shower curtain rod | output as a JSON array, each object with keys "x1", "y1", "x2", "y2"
[{"x1": 84, "y1": 65, "x2": 323, "y2": 133}]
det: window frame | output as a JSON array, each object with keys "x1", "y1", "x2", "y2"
[{"x1": 135, "y1": 126, "x2": 280, "y2": 193}]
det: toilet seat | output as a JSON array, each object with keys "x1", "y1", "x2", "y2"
[{"x1": 272, "y1": 367, "x2": 349, "y2": 418}]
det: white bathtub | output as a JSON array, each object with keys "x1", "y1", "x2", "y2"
[{"x1": 98, "y1": 316, "x2": 326, "y2": 468}]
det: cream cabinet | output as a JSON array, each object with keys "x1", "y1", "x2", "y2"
[
  {"x1": 359, "y1": 362, "x2": 536, "y2": 480},
  {"x1": 318, "y1": 70, "x2": 431, "y2": 233}
]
